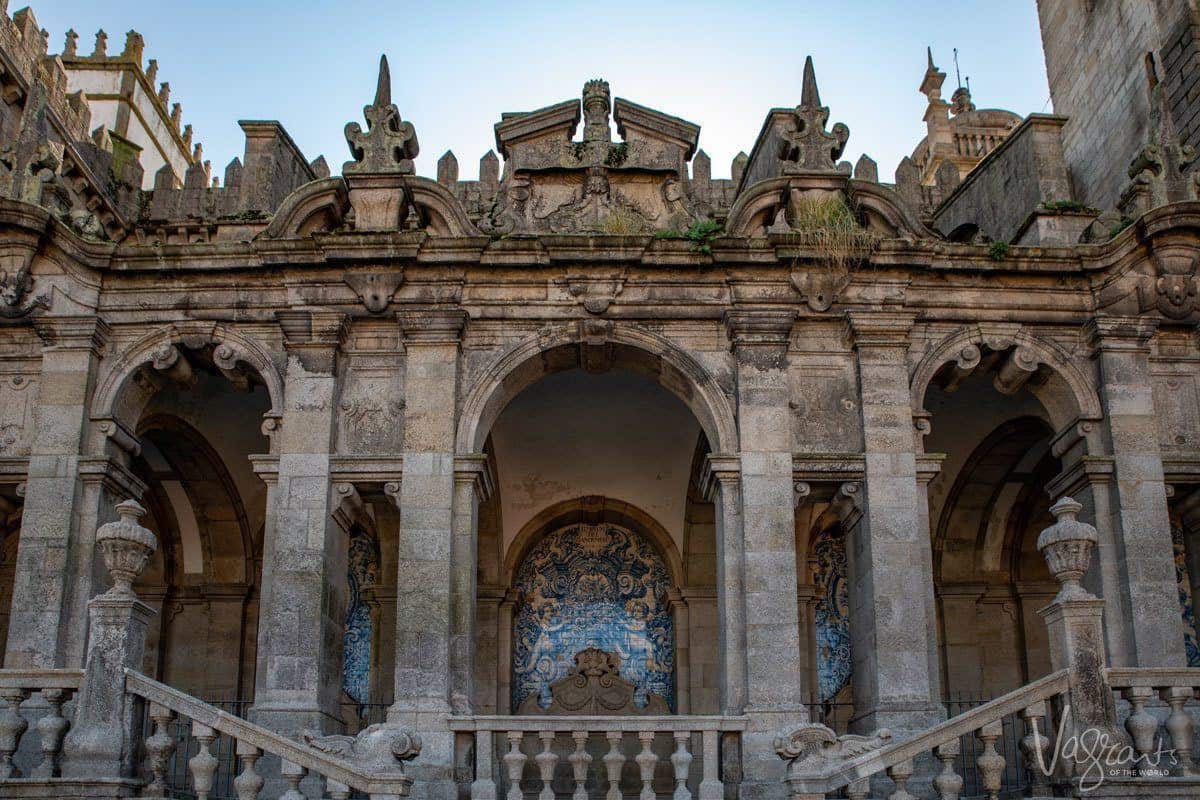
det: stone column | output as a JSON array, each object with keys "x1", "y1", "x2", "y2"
[
  {"x1": 389, "y1": 307, "x2": 467, "y2": 800},
  {"x1": 669, "y1": 589, "x2": 691, "y2": 714},
  {"x1": 250, "y1": 310, "x2": 348, "y2": 735},
  {"x1": 1085, "y1": 316, "x2": 1185, "y2": 667},
  {"x1": 844, "y1": 310, "x2": 943, "y2": 735},
  {"x1": 700, "y1": 455, "x2": 748, "y2": 716},
  {"x1": 6, "y1": 317, "x2": 113, "y2": 669},
  {"x1": 451, "y1": 454, "x2": 491, "y2": 714},
  {"x1": 495, "y1": 589, "x2": 518, "y2": 713},
  {"x1": 62, "y1": 499, "x2": 157, "y2": 788},
  {"x1": 724, "y1": 309, "x2": 808, "y2": 800}
]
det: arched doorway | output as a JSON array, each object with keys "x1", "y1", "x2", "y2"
[
  {"x1": 510, "y1": 521, "x2": 676, "y2": 712},
  {"x1": 461, "y1": 325, "x2": 734, "y2": 716}
]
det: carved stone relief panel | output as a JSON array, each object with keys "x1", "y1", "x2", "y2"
[
  {"x1": 337, "y1": 342, "x2": 405, "y2": 454},
  {"x1": 789, "y1": 359, "x2": 862, "y2": 452},
  {"x1": 0, "y1": 375, "x2": 36, "y2": 456},
  {"x1": 1152, "y1": 371, "x2": 1200, "y2": 450}
]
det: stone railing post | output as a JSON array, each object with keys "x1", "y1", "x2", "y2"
[
  {"x1": 61, "y1": 498, "x2": 157, "y2": 782},
  {"x1": 1036, "y1": 496, "x2": 1118, "y2": 736}
]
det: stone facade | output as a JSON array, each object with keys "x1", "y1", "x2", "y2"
[{"x1": 0, "y1": 3, "x2": 1199, "y2": 798}]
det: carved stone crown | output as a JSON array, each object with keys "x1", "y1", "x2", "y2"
[{"x1": 517, "y1": 647, "x2": 669, "y2": 716}]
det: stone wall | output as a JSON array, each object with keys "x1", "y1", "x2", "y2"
[{"x1": 1037, "y1": 0, "x2": 1200, "y2": 212}]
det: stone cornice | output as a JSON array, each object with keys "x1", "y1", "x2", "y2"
[
  {"x1": 31, "y1": 316, "x2": 110, "y2": 355},
  {"x1": 397, "y1": 306, "x2": 468, "y2": 344},
  {"x1": 723, "y1": 308, "x2": 796, "y2": 348},
  {"x1": 700, "y1": 453, "x2": 741, "y2": 503},
  {"x1": 1084, "y1": 315, "x2": 1159, "y2": 353},
  {"x1": 843, "y1": 309, "x2": 918, "y2": 349},
  {"x1": 453, "y1": 453, "x2": 494, "y2": 503}
]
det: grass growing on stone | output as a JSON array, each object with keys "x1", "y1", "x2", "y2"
[
  {"x1": 653, "y1": 219, "x2": 724, "y2": 254},
  {"x1": 987, "y1": 240, "x2": 1011, "y2": 261},
  {"x1": 784, "y1": 195, "x2": 880, "y2": 272}
]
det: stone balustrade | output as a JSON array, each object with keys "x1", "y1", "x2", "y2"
[
  {"x1": 775, "y1": 669, "x2": 1069, "y2": 800},
  {"x1": 449, "y1": 715, "x2": 747, "y2": 800},
  {"x1": 1107, "y1": 668, "x2": 1200, "y2": 777},
  {"x1": 124, "y1": 670, "x2": 420, "y2": 799},
  {"x1": 0, "y1": 669, "x2": 81, "y2": 780}
]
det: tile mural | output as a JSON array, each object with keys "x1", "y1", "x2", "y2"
[
  {"x1": 511, "y1": 523, "x2": 675, "y2": 712},
  {"x1": 814, "y1": 526, "x2": 851, "y2": 701},
  {"x1": 1171, "y1": 520, "x2": 1200, "y2": 667},
  {"x1": 343, "y1": 525, "x2": 380, "y2": 703}
]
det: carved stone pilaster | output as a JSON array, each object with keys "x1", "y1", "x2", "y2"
[
  {"x1": 724, "y1": 309, "x2": 795, "y2": 368},
  {"x1": 275, "y1": 309, "x2": 348, "y2": 374},
  {"x1": 397, "y1": 307, "x2": 468, "y2": 345}
]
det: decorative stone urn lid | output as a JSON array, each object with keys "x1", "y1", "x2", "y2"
[
  {"x1": 95, "y1": 499, "x2": 157, "y2": 597},
  {"x1": 1036, "y1": 496, "x2": 1099, "y2": 602}
]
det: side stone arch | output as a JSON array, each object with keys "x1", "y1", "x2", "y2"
[
  {"x1": 455, "y1": 320, "x2": 738, "y2": 456},
  {"x1": 89, "y1": 322, "x2": 285, "y2": 453},
  {"x1": 910, "y1": 323, "x2": 1104, "y2": 438}
]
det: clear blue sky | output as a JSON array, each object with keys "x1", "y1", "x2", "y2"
[{"x1": 34, "y1": 1, "x2": 1051, "y2": 183}]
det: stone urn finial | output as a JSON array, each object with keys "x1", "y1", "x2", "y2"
[
  {"x1": 95, "y1": 499, "x2": 157, "y2": 598},
  {"x1": 1036, "y1": 496, "x2": 1099, "y2": 603}
]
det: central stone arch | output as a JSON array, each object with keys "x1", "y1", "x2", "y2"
[{"x1": 455, "y1": 321, "x2": 739, "y2": 456}]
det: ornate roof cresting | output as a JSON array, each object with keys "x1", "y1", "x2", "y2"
[
  {"x1": 344, "y1": 55, "x2": 419, "y2": 175},
  {"x1": 783, "y1": 56, "x2": 849, "y2": 172}
]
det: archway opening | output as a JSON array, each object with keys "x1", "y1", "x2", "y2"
[
  {"x1": 923, "y1": 363, "x2": 1060, "y2": 700},
  {"x1": 473, "y1": 356, "x2": 718, "y2": 715},
  {"x1": 119, "y1": 351, "x2": 271, "y2": 704}
]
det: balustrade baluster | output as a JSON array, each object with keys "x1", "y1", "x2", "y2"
[
  {"x1": 32, "y1": 687, "x2": 69, "y2": 778},
  {"x1": 887, "y1": 758, "x2": 914, "y2": 800},
  {"x1": 1123, "y1": 686, "x2": 1158, "y2": 763},
  {"x1": 635, "y1": 731, "x2": 657, "y2": 800},
  {"x1": 569, "y1": 730, "x2": 591, "y2": 800},
  {"x1": 603, "y1": 731, "x2": 624, "y2": 800},
  {"x1": 846, "y1": 777, "x2": 869, "y2": 800},
  {"x1": 280, "y1": 758, "x2": 307, "y2": 800},
  {"x1": 233, "y1": 739, "x2": 265, "y2": 800},
  {"x1": 933, "y1": 739, "x2": 962, "y2": 800},
  {"x1": 1020, "y1": 700, "x2": 1052, "y2": 793},
  {"x1": 0, "y1": 688, "x2": 28, "y2": 778},
  {"x1": 189, "y1": 722, "x2": 219, "y2": 800},
  {"x1": 1162, "y1": 686, "x2": 1196, "y2": 776},
  {"x1": 474, "y1": 729, "x2": 499, "y2": 800},
  {"x1": 536, "y1": 730, "x2": 558, "y2": 800},
  {"x1": 327, "y1": 779, "x2": 351, "y2": 800},
  {"x1": 670, "y1": 731, "x2": 693, "y2": 800},
  {"x1": 504, "y1": 731, "x2": 528, "y2": 800},
  {"x1": 975, "y1": 721, "x2": 1005, "y2": 800},
  {"x1": 143, "y1": 702, "x2": 175, "y2": 797},
  {"x1": 697, "y1": 729, "x2": 722, "y2": 800}
]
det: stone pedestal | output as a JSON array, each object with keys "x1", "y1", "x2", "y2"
[{"x1": 62, "y1": 499, "x2": 158, "y2": 782}]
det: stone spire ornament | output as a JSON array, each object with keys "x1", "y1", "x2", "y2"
[
  {"x1": 95, "y1": 498, "x2": 157, "y2": 597},
  {"x1": 783, "y1": 56, "x2": 849, "y2": 172},
  {"x1": 1123, "y1": 57, "x2": 1199, "y2": 213},
  {"x1": 344, "y1": 54, "x2": 419, "y2": 175}
]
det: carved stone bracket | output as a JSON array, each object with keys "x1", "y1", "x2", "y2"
[
  {"x1": 345, "y1": 269, "x2": 406, "y2": 314},
  {"x1": 563, "y1": 273, "x2": 626, "y2": 315}
]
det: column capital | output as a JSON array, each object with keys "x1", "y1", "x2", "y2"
[
  {"x1": 32, "y1": 316, "x2": 110, "y2": 355},
  {"x1": 331, "y1": 481, "x2": 366, "y2": 532},
  {"x1": 78, "y1": 456, "x2": 147, "y2": 501},
  {"x1": 700, "y1": 453, "x2": 741, "y2": 503},
  {"x1": 275, "y1": 309, "x2": 348, "y2": 372},
  {"x1": 843, "y1": 309, "x2": 917, "y2": 349},
  {"x1": 1084, "y1": 315, "x2": 1158, "y2": 352},
  {"x1": 723, "y1": 308, "x2": 796, "y2": 349},
  {"x1": 454, "y1": 453, "x2": 494, "y2": 503},
  {"x1": 831, "y1": 481, "x2": 863, "y2": 529},
  {"x1": 397, "y1": 306, "x2": 468, "y2": 345}
]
